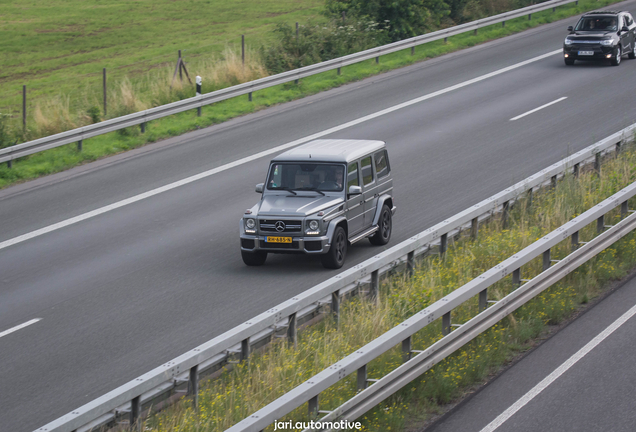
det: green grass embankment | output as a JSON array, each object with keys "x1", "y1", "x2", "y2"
[
  {"x1": 140, "y1": 147, "x2": 636, "y2": 431},
  {"x1": 0, "y1": 0, "x2": 622, "y2": 189}
]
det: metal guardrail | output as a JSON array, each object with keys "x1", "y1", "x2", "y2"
[
  {"x1": 35, "y1": 122, "x2": 635, "y2": 432},
  {"x1": 231, "y1": 183, "x2": 636, "y2": 432},
  {"x1": 3, "y1": 0, "x2": 579, "y2": 165}
]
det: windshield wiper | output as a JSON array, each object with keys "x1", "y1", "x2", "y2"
[
  {"x1": 295, "y1": 187, "x2": 325, "y2": 196},
  {"x1": 275, "y1": 187, "x2": 297, "y2": 195}
]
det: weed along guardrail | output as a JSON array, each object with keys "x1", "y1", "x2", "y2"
[
  {"x1": 35, "y1": 123, "x2": 635, "y2": 432},
  {"x1": 230, "y1": 183, "x2": 636, "y2": 432},
  {"x1": 3, "y1": 0, "x2": 581, "y2": 168}
]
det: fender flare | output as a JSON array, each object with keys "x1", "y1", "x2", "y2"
[
  {"x1": 372, "y1": 195, "x2": 394, "y2": 226},
  {"x1": 326, "y1": 216, "x2": 348, "y2": 245}
]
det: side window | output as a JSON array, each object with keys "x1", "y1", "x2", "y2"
[
  {"x1": 374, "y1": 150, "x2": 390, "y2": 179},
  {"x1": 625, "y1": 14, "x2": 634, "y2": 26},
  {"x1": 361, "y1": 156, "x2": 374, "y2": 186},
  {"x1": 347, "y1": 162, "x2": 359, "y2": 190}
]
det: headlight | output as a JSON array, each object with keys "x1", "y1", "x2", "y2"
[
  {"x1": 245, "y1": 218, "x2": 256, "y2": 229},
  {"x1": 309, "y1": 220, "x2": 319, "y2": 231},
  {"x1": 600, "y1": 39, "x2": 613, "y2": 46},
  {"x1": 564, "y1": 38, "x2": 573, "y2": 45}
]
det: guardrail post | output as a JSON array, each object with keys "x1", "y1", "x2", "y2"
[
  {"x1": 543, "y1": 249, "x2": 551, "y2": 271},
  {"x1": 370, "y1": 270, "x2": 379, "y2": 302},
  {"x1": 332, "y1": 290, "x2": 340, "y2": 327},
  {"x1": 411, "y1": 46, "x2": 415, "y2": 55},
  {"x1": 140, "y1": 122, "x2": 146, "y2": 133},
  {"x1": 527, "y1": 187, "x2": 533, "y2": 208},
  {"x1": 471, "y1": 217, "x2": 479, "y2": 240},
  {"x1": 512, "y1": 268, "x2": 520, "y2": 287},
  {"x1": 479, "y1": 289, "x2": 487, "y2": 311},
  {"x1": 407, "y1": 251, "x2": 415, "y2": 277},
  {"x1": 528, "y1": 13, "x2": 532, "y2": 20},
  {"x1": 474, "y1": 29, "x2": 478, "y2": 35},
  {"x1": 402, "y1": 336, "x2": 412, "y2": 363},
  {"x1": 616, "y1": 141, "x2": 622, "y2": 155},
  {"x1": 551, "y1": 175, "x2": 557, "y2": 190},
  {"x1": 188, "y1": 365, "x2": 199, "y2": 408},
  {"x1": 357, "y1": 365, "x2": 368, "y2": 391},
  {"x1": 502, "y1": 200, "x2": 510, "y2": 228},
  {"x1": 553, "y1": 7, "x2": 556, "y2": 12},
  {"x1": 621, "y1": 201, "x2": 629, "y2": 219},
  {"x1": 444, "y1": 37, "x2": 448, "y2": 43},
  {"x1": 442, "y1": 312, "x2": 451, "y2": 336},
  {"x1": 77, "y1": 140, "x2": 82, "y2": 152},
  {"x1": 597, "y1": 215, "x2": 605, "y2": 233},
  {"x1": 241, "y1": 337, "x2": 250, "y2": 362},
  {"x1": 375, "y1": 56, "x2": 379, "y2": 64},
  {"x1": 287, "y1": 313, "x2": 297, "y2": 348},
  {"x1": 308, "y1": 395, "x2": 319, "y2": 418},
  {"x1": 440, "y1": 233, "x2": 448, "y2": 256},
  {"x1": 502, "y1": 21, "x2": 506, "y2": 27},
  {"x1": 571, "y1": 230, "x2": 579, "y2": 251},
  {"x1": 595, "y1": 152, "x2": 601, "y2": 176},
  {"x1": 337, "y1": 67, "x2": 341, "y2": 75},
  {"x1": 130, "y1": 395, "x2": 141, "y2": 430},
  {"x1": 573, "y1": 163, "x2": 580, "y2": 178}
]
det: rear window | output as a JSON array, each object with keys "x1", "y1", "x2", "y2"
[{"x1": 374, "y1": 150, "x2": 390, "y2": 179}]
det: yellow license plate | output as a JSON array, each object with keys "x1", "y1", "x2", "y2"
[{"x1": 266, "y1": 236, "x2": 292, "y2": 243}]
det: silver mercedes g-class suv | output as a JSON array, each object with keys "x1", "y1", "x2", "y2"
[{"x1": 239, "y1": 139, "x2": 396, "y2": 269}]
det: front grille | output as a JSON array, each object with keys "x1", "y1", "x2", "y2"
[
  {"x1": 260, "y1": 240, "x2": 299, "y2": 249},
  {"x1": 259, "y1": 219, "x2": 302, "y2": 233}
]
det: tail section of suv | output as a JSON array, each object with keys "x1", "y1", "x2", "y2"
[
  {"x1": 239, "y1": 139, "x2": 396, "y2": 269},
  {"x1": 563, "y1": 11, "x2": 636, "y2": 66}
]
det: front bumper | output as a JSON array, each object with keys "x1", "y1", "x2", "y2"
[
  {"x1": 240, "y1": 233, "x2": 331, "y2": 254},
  {"x1": 563, "y1": 45, "x2": 615, "y2": 60}
]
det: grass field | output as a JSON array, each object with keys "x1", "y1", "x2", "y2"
[{"x1": 0, "y1": 0, "x2": 324, "y2": 114}]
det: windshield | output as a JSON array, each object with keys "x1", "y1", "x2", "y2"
[
  {"x1": 575, "y1": 16, "x2": 618, "y2": 31},
  {"x1": 267, "y1": 163, "x2": 345, "y2": 192}
]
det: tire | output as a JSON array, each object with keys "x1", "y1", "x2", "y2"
[
  {"x1": 369, "y1": 205, "x2": 392, "y2": 246},
  {"x1": 564, "y1": 57, "x2": 575, "y2": 66},
  {"x1": 629, "y1": 48, "x2": 635, "y2": 59},
  {"x1": 241, "y1": 250, "x2": 268, "y2": 266},
  {"x1": 321, "y1": 226, "x2": 347, "y2": 269},
  {"x1": 611, "y1": 46, "x2": 621, "y2": 66}
]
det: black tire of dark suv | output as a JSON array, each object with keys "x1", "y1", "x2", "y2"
[
  {"x1": 242, "y1": 250, "x2": 268, "y2": 266},
  {"x1": 564, "y1": 57, "x2": 575, "y2": 65},
  {"x1": 611, "y1": 46, "x2": 622, "y2": 66}
]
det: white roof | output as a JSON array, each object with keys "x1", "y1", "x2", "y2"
[{"x1": 272, "y1": 139, "x2": 386, "y2": 163}]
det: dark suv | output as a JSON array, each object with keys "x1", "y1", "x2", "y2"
[{"x1": 563, "y1": 11, "x2": 636, "y2": 66}]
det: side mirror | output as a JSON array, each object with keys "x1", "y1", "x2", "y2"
[
  {"x1": 348, "y1": 185, "x2": 362, "y2": 196},
  {"x1": 567, "y1": 25, "x2": 573, "y2": 32},
  {"x1": 255, "y1": 183, "x2": 264, "y2": 193},
  {"x1": 622, "y1": 26, "x2": 629, "y2": 33}
]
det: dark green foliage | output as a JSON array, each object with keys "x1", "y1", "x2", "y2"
[
  {"x1": 325, "y1": 0, "x2": 450, "y2": 41},
  {"x1": 87, "y1": 106, "x2": 101, "y2": 124},
  {"x1": 262, "y1": 19, "x2": 386, "y2": 73},
  {"x1": 0, "y1": 114, "x2": 15, "y2": 150}
]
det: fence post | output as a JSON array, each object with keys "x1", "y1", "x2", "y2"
[
  {"x1": 22, "y1": 85, "x2": 26, "y2": 131},
  {"x1": 357, "y1": 365, "x2": 368, "y2": 391},
  {"x1": 597, "y1": 215, "x2": 605, "y2": 233},
  {"x1": 442, "y1": 312, "x2": 451, "y2": 336},
  {"x1": 370, "y1": 270, "x2": 379, "y2": 302},
  {"x1": 196, "y1": 75, "x2": 202, "y2": 117},
  {"x1": 188, "y1": 365, "x2": 199, "y2": 408},
  {"x1": 103, "y1": 68, "x2": 107, "y2": 117},
  {"x1": 332, "y1": 290, "x2": 340, "y2": 327},
  {"x1": 402, "y1": 336, "x2": 412, "y2": 363},
  {"x1": 479, "y1": 289, "x2": 488, "y2": 311},
  {"x1": 308, "y1": 395, "x2": 319, "y2": 418},
  {"x1": 242, "y1": 35, "x2": 245, "y2": 67},
  {"x1": 571, "y1": 231, "x2": 579, "y2": 251},
  {"x1": 287, "y1": 312, "x2": 297, "y2": 348},
  {"x1": 296, "y1": 22, "x2": 299, "y2": 39},
  {"x1": 241, "y1": 337, "x2": 250, "y2": 362},
  {"x1": 130, "y1": 396, "x2": 141, "y2": 430},
  {"x1": 543, "y1": 249, "x2": 551, "y2": 271}
]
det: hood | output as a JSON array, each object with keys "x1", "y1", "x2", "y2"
[
  {"x1": 570, "y1": 31, "x2": 614, "y2": 38},
  {"x1": 256, "y1": 194, "x2": 344, "y2": 217}
]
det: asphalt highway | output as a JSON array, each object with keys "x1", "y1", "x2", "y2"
[{"x1": 2, "y1": 3, "x2": 636, "y2": 430}]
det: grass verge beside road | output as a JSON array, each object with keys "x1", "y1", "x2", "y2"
[
  {"x1": 0, "y1": 0, "x2": 621, "y2": 190},
  {"x1": 139, "y1": 146, "x2": 636, "y2": 431}
]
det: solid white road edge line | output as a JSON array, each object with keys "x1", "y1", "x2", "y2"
[
  {"x1": 0, "y1": 49, "x2": 562, "y2": 252},
  {"x1": 479, "y1": 301, "x2": 636, "y2": 432},
  {"x1": 0, "y1": 318, "x2": 42, "y2": 339},
  {"x1": 509, "y1": 96, "x2": 567, "y2": 121}
]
